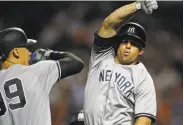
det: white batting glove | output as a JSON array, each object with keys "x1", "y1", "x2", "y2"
[
  {"x1": 77, "y1": 110, "x2": 84, "y2": 121},
  {"x1": 136, "y1": 0, "x2": 158, "y2": 14}
]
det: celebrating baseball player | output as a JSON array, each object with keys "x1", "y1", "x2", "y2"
[
  {"x1": 0, "y1": 27, "x2": 84, "y2": 125},
  {"x1": 84, "y1": 1, "x2": 158, "y2": 125}
]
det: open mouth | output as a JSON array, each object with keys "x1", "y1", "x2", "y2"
[{"x1": 124, "y1": 51, "x2": 130, "y2": 56}]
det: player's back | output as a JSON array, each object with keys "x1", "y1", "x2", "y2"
[{"x1": 0, "y1": 62, "x2": 56, "y2": 125}]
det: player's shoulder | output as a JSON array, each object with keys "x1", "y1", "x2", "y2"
[
  {"x1": 0, "y1": 64, "x2": 34, "y2": 79},
  {"x1": 102, "y1": 58, "x2": 114, "y2": 65},
  {"x1": 7, "y1": 64, "x2": 28, "y2": 71},
  {"x1": 136, "y1": 62, "x2": 154, "y2": 83},
  {"x1": 30, "y1": 60, "x2": 56, "y2": 67},
  {"x1": 26, "y1": 60, "x2": 57, "y2": 73},
  {"x1": 96, "y1": 58, "x2": 114, "y2": 69},
  {"x1": 136, "y1": 62, "x2": 149, "y2": 74}
]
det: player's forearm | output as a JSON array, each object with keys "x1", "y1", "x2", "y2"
[
  {"x1": 134, "y1": 117, "x2": 152, "y2": 125},
  {"x1": 105, "y1": 2, "x2": 137, "y2": 29},
  {"x1": 50, "y1": 51, "x2": 84, "y2": 78},
  {"x1": 98, "y1": 2, "x2": 138, "y2": 38}
]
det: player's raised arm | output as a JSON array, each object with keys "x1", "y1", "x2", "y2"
[
  {"x1": 30, "y1": 49, "x2": 84, "y2": 79},
  {"x1": 98, "y1": 2, "x2": 137, "y2": 38},
  {"x1": 48, "y1": 51, "x2": 84, "y2": 79},
  {"x1": 92, "y1": 2, "x2": 139, "y2": 63},
  {"x1": 98, "y1": 0, "x2": 158, "y2": 38},
  {"x1": 90, "y1": 0, "x2": 158, "y2": 69}
]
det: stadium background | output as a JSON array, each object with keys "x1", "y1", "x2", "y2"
[{"x1": 0, "y1": 1, "x2": 182, "y2": 125}]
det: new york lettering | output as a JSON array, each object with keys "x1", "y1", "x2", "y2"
[{"x1": 99, "y1": 70, "x2": 134, "y2": 97}]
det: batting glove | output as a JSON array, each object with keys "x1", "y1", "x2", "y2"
[
  {"x1": 136, "y1": 0, "x2": 158, "y2": 14},
  {"x1": 29, "y1": 48, "x2": 53, "y2": 64}
]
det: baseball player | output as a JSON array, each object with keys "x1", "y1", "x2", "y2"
[
  {"x1": 0, "y1": 27, "x2": 84, "y2": 125},
  {"x1": 84, "y1": 1, "x2": 158, "y2": 125}
]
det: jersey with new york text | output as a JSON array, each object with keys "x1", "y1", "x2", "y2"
[
  {"x1": 0, "y1": 60, "x2": 61, "y2": 125},
  {"x1": 84, "y1": 34, "x2": 157, "y2": 125}
]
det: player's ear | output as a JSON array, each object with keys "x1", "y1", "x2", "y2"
[
  {"x1": 139, "y1": 48, "x2": 144, "y2": 56},
  {"x1": 12, "y1": 48, "x2": 20, "y2": 59}
]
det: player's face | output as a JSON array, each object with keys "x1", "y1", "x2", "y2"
[
  {"x1": 116, "y1": 40, "x2": 144, "y2": 65},
  {"x1": 18, "y1": 48, "x2": 31, "y2": 66}
]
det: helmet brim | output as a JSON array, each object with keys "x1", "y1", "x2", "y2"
[
  {"x1": 118, "y1": 33, "x2": 146, "y2": 48},
  {"x1": 17, "y1": 39, "x2": 37, "y2": 48},
  {"x1": 26, "y1": 39, "x2": 37, "y2": 46}
]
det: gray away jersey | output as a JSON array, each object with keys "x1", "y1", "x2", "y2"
[
  {"x1": 84, "y1": 43, "x2": 157, "y2": 125},
  {"x1": 0, "y1": 60, "x2": 61, "y2": 125}
]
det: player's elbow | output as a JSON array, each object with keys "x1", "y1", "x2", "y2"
[
  {"x1": 59, "y1": 53, "x2": 84, "y2": 79},
  {"x1": 103, "y1": 17, "x2": 112, "y2": 29},
  {"x1": 74, "y1": 57, "x2": 84, "y2": 74},
  {"x1": 69, "y1": 52, "x2": 84, "y2": 73}
]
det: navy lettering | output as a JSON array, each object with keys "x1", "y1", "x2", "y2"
[
  {"x1": 115, "y1": 73, "x2": 121, "y2": 82},
  {"x1": 99, "y1": 70, "x2": 104, "y2": 82},
  {"x1": 125, "y1": 87, "x2": 134, "y2": 97},
  {"x1": 105, "y1": 70, "x2": 111, "y2": 81},
  {"x1": 117, "y1": 76, "x2": 125, "y2": 86},
  {"x1": 120, "y1": 81, "x2": 131, "y2": 91}
]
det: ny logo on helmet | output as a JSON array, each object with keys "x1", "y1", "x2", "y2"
[{"x1": 127, "y1": 27, "x2": 135, "y2": 34}]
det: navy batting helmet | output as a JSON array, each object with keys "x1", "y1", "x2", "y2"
[
  {"x1": 117, "y1": 22, "x2": 146, "y2": 47},
  {"x1": 0, "y1": 27, "x2": 37, "y2": 60},
  {"x1": 113, "y1": 22, "x2": 146, "y2": 55}
]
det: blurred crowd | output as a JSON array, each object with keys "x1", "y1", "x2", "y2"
[{"x1": 0, "y1": 1, "x2": 182, "y2": 125}]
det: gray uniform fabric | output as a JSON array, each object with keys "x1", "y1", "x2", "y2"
[
  {"x1": 84, "y1": 42, "x2": 157, "y2": 125},
  {"x1": 0, "y1": 60, "x2": 61, "y2": 125}
]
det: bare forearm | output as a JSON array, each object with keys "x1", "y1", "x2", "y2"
[
  {"x1": 105, "y1": 2, "x2": 137, "y2": 29},
  {"x1": 98, "y1": 2, "x2": 138, "y2": 38},
  {"x1": 134, "y1": 117, "x2": 152, "y2": 125}
]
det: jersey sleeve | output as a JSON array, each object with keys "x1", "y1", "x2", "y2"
[
  {"x1": 134, "y1": 73, "x2": 157, "y2": 123},
  {"x1": 90, "y1": 32, "x2": 116, "y2": 70},
  {"x1": 29, "y1": 60, "x2": 61, "y2": 94}
]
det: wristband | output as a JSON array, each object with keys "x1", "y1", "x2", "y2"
[{"x1": 136, "y1": 2, "x2": 141, "y2": 10}]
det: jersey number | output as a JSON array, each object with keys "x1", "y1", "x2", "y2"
[{"x1": 0, "y1": 78, "x2": 26, "y2": 116}]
